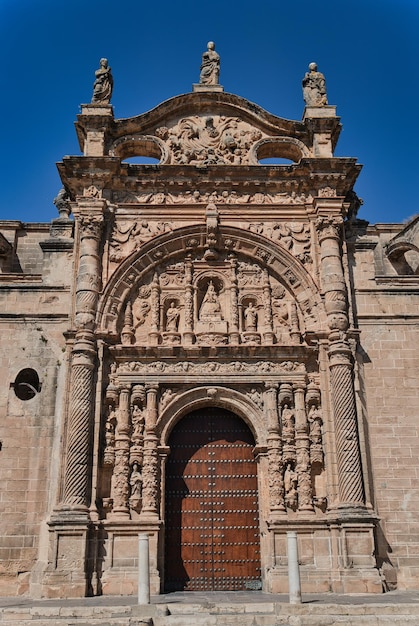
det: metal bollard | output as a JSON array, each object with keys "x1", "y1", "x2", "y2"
[
  {"x1": 287, "y1": 531, "x2": 302, "y2": 604},
  {"x1": 138, "y1": 533, "x2": 150, "y2": 604}
]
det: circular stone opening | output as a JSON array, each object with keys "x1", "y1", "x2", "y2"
[{"x1": 13, "y1": 368, "x2": 41, "y2": 401}]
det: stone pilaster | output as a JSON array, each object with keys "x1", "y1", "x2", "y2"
[
  {"x1": 229, "y1": 257, "x2": 240, "y2": 344},
  {"x1": 262, "y1": 268, "x2": 274, "y2": 344},
  {"x1": 265, "y1": 382, "x2": 285, "y2": 518},
  {"x1": 110, "y1": 386, "x2": 131, "y2": 519},
  {"x1": 149, "y1": 273, "x2": 160, "y2": 345},
  {"x1": 294, "y1": 384, "x2": 314, "y2": 513},
  {"x1": 183, "y1": 259, "x2": 194, "y2": 345},
  {"x1": 141, "y1": 384, "x2": 160, "y2": 519}
]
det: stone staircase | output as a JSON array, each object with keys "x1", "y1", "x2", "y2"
[{"x1": 2, "y1": 599, "x2": 419, "y2": 626}]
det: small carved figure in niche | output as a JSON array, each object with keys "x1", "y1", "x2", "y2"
[
  {"x1": 166, "y1": 302, "x2": 180, "y2": 332},
  {"x1": 248, "y1": 388, "x2": 263, "y2": 410},
  {"x1": 308, "y1": 405, "x2": 323, "y2": 444},
  {"x1": 131, "y1": 405, "x2": 145, "y2": 440},
  {"x1": 129, "y1": 462, "x2": 142, "y2": 499},
  {"x1": 105, "y1": 406, "x2": 117, "y2": 443},
  {"x1": 302, "y1": 62, "x2": 328, "y2": 106},
  {"x1": 133, "y1": 299, "x2": 151, "y2": 327},
  {"x1": 199, "y1": 41, "x2": 220, "y2": 85},
  {"x1": 284, "y1": 463, "x2": 298, "y2": 508},
  {"x1": 199, "y1": 281, "x2": 223, "y2": 321},
  {"x1": 281, "y1": 403, "x2": 295, "y2": 445},
  {"x1": 244, "y1": 301, "x2": 257, "y2": 331},
  {"x1": 160, "y1": 388, "x2": 174, "y2": 411},
  {"x1": 92, "y1": 58, "x2": 113, "y2": 104}
]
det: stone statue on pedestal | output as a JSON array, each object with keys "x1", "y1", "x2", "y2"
[
  {"x1": 199, "y1": 42, "x2": 220, "y2": 85},
  {"x1": 302, "y1": 62, "x2": 327, "y2": 106},
  {"x1": 92, "y1": 58, "x2": 113, "y2": 104}
]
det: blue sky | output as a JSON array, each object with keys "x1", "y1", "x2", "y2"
[{"x1": 1, "y1": 0, "x2": 418, "y2": 225}]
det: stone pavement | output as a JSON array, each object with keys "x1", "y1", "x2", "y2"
[{"x1": 1, "y1": 591, "x2": 419, "y2": 625}]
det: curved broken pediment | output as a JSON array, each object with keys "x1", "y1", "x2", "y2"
[{"x1": 77, "y1": 92, "x2": 316, "y2": 166}]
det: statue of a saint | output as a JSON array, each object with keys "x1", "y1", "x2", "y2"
[
  {"x1": 302, "y1": 62, "x2": 328, "y2": 106},
  {"x1": 281, "y1": 403, "x2": 295, "y2": 445},
  {"x1": 199, "y1": 42, "x2": 220, "y2": 85},
  {"x1": 199, "y1": 280, "x2": 222, "y2": 321},
  {"x1": 284, "y1": 463, "x2": 298, "y2": 508},
  {"x1": 244, "y1": 302, "x2": 257, "y2": 331},
  {"x1": 92, "y1": 58, "x2": 113, "y2": 104},
  {"x1": 129, "y1": 462, "x2": 142, "y2": 499},
  {"x1": 166, "y1": 302, "x2": 180, "y2": 332}
]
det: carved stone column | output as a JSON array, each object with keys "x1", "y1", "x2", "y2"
[
  {"x1": 262, "y1": 268, "x2": 274, "y2": 345},
  {"x1": 60, "y1": 206, "x2": 105, "y2": 514},
  {"x1": 294, "y1": 384, "x2": 314, "y2": 513},
  {"x1": 265, "y1": 382, "x2": 285, "y2": 518},
  {"x1": 183, "y1": 259, "x2": 194, "y2": 345},
  {"x1": 149, "y1": 272, "x2": 160, "y2": 345},
  {"x1": 110, "y1": 385, "x2": 131, "y2": 519},
  {"x1": 229, "y1": 257, "x2": 240, "y2": 344},
  {"x1": 141, "y1": 383, "x2": 160, "y2": 519},
  {"x1": 316, "y1": 216, "x2": 365, "y2": 510}
]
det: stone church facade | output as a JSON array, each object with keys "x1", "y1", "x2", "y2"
[{"x1": 0, "y1": 56, "x2": 418, "y2": 598}]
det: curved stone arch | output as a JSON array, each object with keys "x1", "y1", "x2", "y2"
[
  {"x1": 109, "y1": 134, "x2": 170, "y2": 164},
  {"x1": 248, "y1": 136, "x2": 312, "y2": 165},
  {"x1": 97, "y1": 224, "x2": 327, "y2": 334},
  {"x1": 157, "y1": 386, "x2": 265, "y2": 447}
]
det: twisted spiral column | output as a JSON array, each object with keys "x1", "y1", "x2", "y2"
[
  {"x1": 329, "y1": 343, "x2": 365, "y2": 506},
  {"x1": 60, "y1": 202, "x2": 105, "y2": 513},
  {"x1": 63, "y1": 352, "x2": 95, "y2": 507},
  {"x1": 316, "y1": 214, "x2": 366, "y2": 509}
]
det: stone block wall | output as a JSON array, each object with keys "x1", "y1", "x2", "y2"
[
  {"x1": 0, "y1": 221, "x2": 72, "y2": 595},
  {"x1": 350, "y1": 221, "x2": 419, "y2": 590}
]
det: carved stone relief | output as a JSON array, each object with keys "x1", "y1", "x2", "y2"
[
  {"x1": 116, "y1": 255, "x2": 306, "y2": 347},
  {"x1": 248, "y1": 222, "x2": 312, "y2": 265},
  {"x1": 110, "y1": 220, "x2": 173, "y2": 262},
  {"x1": 111, "y1": 189, "x2": 313, "y2": 206},
  {"x1": 155, "y1": 116, "x2": 263, "y2": 165}
]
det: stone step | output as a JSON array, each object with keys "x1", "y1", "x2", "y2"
[{"x1": 2, "y1": 602, "x2": 419, "y2": 626}]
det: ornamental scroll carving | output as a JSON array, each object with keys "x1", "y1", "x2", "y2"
[
  {"x1": 155, "y1": 116, "x2": 263, "y2": 165},
  {"x1": 116, "y1": 257, "x2": 306, "y2": 347},
  {"x1": 248, "y1": 222, "x2": 312, "y2": 265},
  {"x1": 118, "y1": 360, "x2": 306, "y2": 375},
  {"x1": 111, "y1": 189, "x2": 313, "y2": 205},
  {"x1": 110, "y1": 220, "x2": 173, "y2": 262}
]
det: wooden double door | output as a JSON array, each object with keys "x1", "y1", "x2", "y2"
[{"x1": 165, "y1": 408, "x2": 261, "y2": 591}]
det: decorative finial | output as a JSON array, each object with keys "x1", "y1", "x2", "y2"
[
  {"x1": 199, "y1": 41, "x2": 220, "y2": 85},
  {"x1": 302, "y1": 62, "x2": 328, "y2": 106},
  {"x1": 91, "y1": 58, "x2": 113, "y2": 104}
]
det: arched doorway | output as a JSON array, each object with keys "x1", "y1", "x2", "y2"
[{"x1": 165, "y1": 407, "x2": 261, "y2": 591}]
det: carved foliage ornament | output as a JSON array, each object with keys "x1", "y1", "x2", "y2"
[{"x1": 155, "y1": 115, "x2": 263, "y2": 165}]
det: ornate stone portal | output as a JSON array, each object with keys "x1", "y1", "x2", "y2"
[{"x1": 38, "y1": 55, "x2": 382, "y2": 597}]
